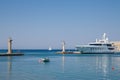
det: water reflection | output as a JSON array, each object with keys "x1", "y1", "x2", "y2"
[
  {"x1": 96, "y1": 55, "x2": 112, "y2": 79},
  {"x1": 7, "y1": 56, "x2": 12, "y2": 78},
  {"x1": 62, "y1": 55, "x2": 65, "y2": 73},
  {"x1": 2, "y1": 53, "x2": 120, "y2": 80}
]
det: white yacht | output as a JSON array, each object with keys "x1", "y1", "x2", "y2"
[{"x1": 76, "y1": 33, "x2": 116, "y2": 54}]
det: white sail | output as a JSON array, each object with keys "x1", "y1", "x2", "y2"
[{"x1": 48, "y1": 46, "x2": 52, "y2": 51}]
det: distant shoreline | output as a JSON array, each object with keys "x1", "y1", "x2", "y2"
[{"x1": 0, "y1": 49, "x2": 76, "y2": 53}]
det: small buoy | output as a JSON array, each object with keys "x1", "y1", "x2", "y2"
[{"x1": 112, "y1": 67, "x2": 114, "y2": 70}]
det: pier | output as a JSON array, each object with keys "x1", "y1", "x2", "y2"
[
  {"x1": 56, "y1": 41, "x2": 80, "y2": 54},
  {"x1": 0, "y1": 37, "x2": 24, "y2": 56},
  {"x1": 56, "y1": 51, "x2": 80, "y2": 54},
  {"x1": 0, "y1": 53, "x2": 24, "y2": 56}
]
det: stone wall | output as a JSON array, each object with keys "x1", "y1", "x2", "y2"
[{"x1": 112, "y1": 41, "x2": 120, "y2": 51}]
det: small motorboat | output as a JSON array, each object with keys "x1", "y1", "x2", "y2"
[{"x1": 39, "y1": 58, "x2": 50, "y2": 62}]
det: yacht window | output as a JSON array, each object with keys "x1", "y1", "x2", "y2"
[
  {"x1": 90, "y1": 44, "x2": 102, "y2": 46},
  {"x1": 107, "y1": 44, "x2": 112, "y2": 46}
]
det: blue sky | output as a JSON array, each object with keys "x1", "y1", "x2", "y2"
[{"x1": 0, "y1": 0, "x2": 120, "y2": 49}]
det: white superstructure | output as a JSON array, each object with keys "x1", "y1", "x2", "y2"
[{"x1": 76, "y1": 33, "x2": 116, "y2": 54}]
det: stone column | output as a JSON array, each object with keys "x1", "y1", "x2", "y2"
[
  {"x1": 7, "y1": 38, "x2": 12, "y2": 54},
  {"x1": 62, "y1": 41, "x2": 65, "y2": 52}
]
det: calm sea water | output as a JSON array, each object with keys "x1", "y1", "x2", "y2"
[{"x1": 0, "y1": 50, "x2": 120, "y2": 80}]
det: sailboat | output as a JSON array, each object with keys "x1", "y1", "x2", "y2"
[{"x1": 48, "y1": 46, "x2": 52, "y2": 51}]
